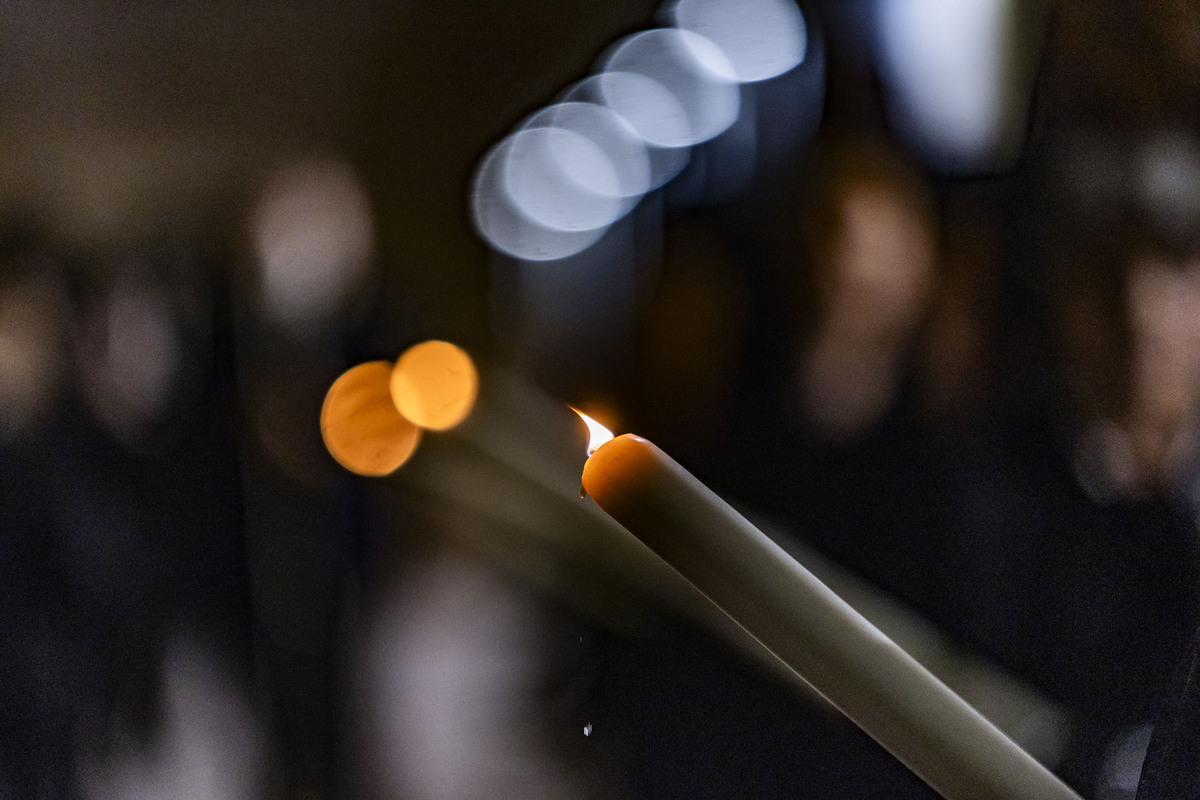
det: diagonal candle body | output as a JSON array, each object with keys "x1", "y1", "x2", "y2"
[{"x1": 582, "y1": 433, "x2": 1082, "y2": 800}]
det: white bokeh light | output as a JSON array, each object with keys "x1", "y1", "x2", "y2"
[
  {"x1": 82, "y1": 638, "x2": 263, "y2": 800},
  {"x1": 537, "y1": 101, "x2": 653, "y2": 203},
  {"x1": 468, "y1": 3, "x2": 815, "y2": 262},
  {"x1": 471, "y1": 136, "x2": 611, "y2": 262},
  {"x1": 670, "y1": 0, "x2": 808, "y2": 83},
  {"x1": 252, "y1": 158, "x2": 374, "y2": 330},
  {"x1": 596, "y1": 70, "x2": 694, "y2": 149},
  {"x1": 599, "y1": 29, "x2": 740, "y2": 148},
  {"x1": 503, "y1": 126, "x2": 622, "y2": 232},
  {"x1": 562, "y1": 75, "x2": 692, "y2": 189},
  {"x1": 875, "y1": 0, "x2": 1009, "y2": 170}
]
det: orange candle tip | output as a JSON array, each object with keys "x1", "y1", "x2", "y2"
[{"x1": 581, "y1": 433, "x2": 660, "y2": 513}]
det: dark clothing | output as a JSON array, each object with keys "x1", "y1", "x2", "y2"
[{"x1": 713, "y1": 381, "x2": 1200, "y2": 795}]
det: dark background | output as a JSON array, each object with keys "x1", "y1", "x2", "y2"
[{"x1": 4, "y1": 2, "x2": 1200, "y2": 798}]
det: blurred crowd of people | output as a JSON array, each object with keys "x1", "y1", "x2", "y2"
[
  {"x1": 595, "y1": 2, "x2": 1200, "y2": 796},
  {"x1": 5, "y1": 1, "x2": 1200, "y2": 799}
]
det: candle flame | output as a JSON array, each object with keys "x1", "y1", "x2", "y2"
[{"x1": 571, "y1": 407, "x2": 614, "y2": 456}]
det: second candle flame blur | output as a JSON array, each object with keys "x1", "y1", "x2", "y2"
[{"x1": 571, "y1": 407, "x2": 614, "y2": 456}]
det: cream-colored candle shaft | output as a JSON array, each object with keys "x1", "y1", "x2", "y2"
[{"x1": 582, "y1": 434, "x2": 1082, "y2": 800}]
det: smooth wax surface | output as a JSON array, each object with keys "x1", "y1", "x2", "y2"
[{"x1": 582, "y1": 433, "x2": 1081, "y2": 800}]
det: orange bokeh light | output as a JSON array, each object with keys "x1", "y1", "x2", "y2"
[
  {"x1": 389, "y1": 341, "x2": 478, "y2": 431},
  {"x1": 321, "y1": 361, "x2": 421, "y2": 476}
]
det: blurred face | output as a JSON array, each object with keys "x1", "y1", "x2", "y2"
[
  {"x1": 1127, "y1": 254, "x2": 1200, "y2": 424},
  {"x1": 822, "y1": 184, "x2": 936, "y2": 338}
]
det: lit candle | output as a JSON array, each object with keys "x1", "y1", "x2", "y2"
[{"x1": 577, "y1": 418, "x2": 1082, "y2": 800}]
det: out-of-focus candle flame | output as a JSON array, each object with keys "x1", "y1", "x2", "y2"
[{"x1": 571, "y1": 407, "x2": 614, "y2": 456}]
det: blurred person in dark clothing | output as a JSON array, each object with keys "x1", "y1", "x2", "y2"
[
  {"x1": 1018, "y1": 124, "x2": 1200, "y2": 795},
  {"x1": 687, "y1": 4, "x2": 1200, "y2": 791},
  {"x1": 723, "y1": 135, "x2": 947, "y2": 619},
  {"x1": 945, "y1": 4, "x2": 1200, "y2": 794},
  {"x1": 0, "y1": 232, "x2": 261, "y2": 798},
  {"x1": 596, "y1": 143, "x2": 946, "y2": 799}
]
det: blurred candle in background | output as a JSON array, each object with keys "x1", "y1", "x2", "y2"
[{"x1": 321, "y1": 361, "x2": 422, "y2": 476}]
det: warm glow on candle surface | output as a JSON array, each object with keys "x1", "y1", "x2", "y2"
[
  {"x1": 321, "y1": 361, "x2": 421, "y2": 476},
  {"x1": 577, "y1": 425, "x2": 1082, "y2": 800},
  {"x1": 390, "y1": 340, "x2": 479, "y2": 431},
  {"x1": 571, "y1": 407, "x2": 614, "y2": 455}
]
